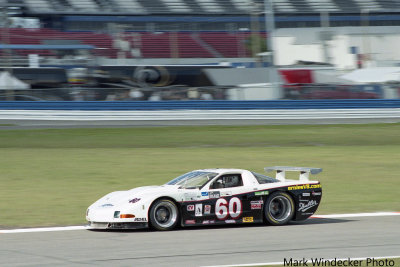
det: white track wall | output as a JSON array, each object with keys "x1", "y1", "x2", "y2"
[{"x1": 274, "y1": 26, "x2": 400, "y2": 70}]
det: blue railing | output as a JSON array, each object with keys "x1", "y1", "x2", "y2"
[{"x1": 1, "y1": 100, "x2": 400, "y2": 110}]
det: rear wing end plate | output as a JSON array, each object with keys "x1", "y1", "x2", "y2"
[{"x1": 264, "y1": 166, "x2": 322, "y2": 182}]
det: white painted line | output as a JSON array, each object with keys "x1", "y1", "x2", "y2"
[
  {"x1": 1, "y1": 212, "x2": 399, "y2": 234},
  {"x1": 311, "y1": 211, "x2": 400, "y2": 219},
  {"x1": 0, "y1": 225, "x2": 88, "y2": 234},
  {"x1": 202, "y1": 256, "x2": 400, "y2": 267}
]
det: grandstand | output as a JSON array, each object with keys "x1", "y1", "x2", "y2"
[
  {"x1": 2, "y1": 0, "x2": 400, "y2": 61},
  {"x1": 0, "y1": 28, "x2": 253, "y2": 58},
  {"x1": 1, "y1": 0, "x2": 400, "y2": 101},
  {"x1": 3, "y1": 0, "x2": 400, "y2": 15}
]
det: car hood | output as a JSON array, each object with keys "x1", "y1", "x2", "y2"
[{"x1": 93, "y1": 185, "x2": 181, "y2": 207}]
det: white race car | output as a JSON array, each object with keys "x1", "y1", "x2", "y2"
[{"x1": 86, "y1": 166, "x2": 322, "y2": 230}]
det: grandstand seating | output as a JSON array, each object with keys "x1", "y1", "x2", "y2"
[
  {"x1": 199, "y1": 32, "x2": 252, "y2": 58},
  {"x1": 176, "y1": 33, "x2": 215, "y2": 58},
  {"x1": 24, "y1": 0, "x2": 54, "y2": 12},
  {"x1": 1, "y1": 28, "x2": 252, "y2": 59},
  {"x1": 16, "y1": 0, "x2": 400, "y2": 14},
  {"x1": 138, "y1": 33, "x2": 172, "y2": 58},
  {"x1": 112, "y1": 0, "x2": 146, "y2": 13},
  {"x1": 68, "y1": 0, "x2": 101, "y2": 11},
  {"x1": 0, "y1": 28, "x2": 117, "y2": 58}
]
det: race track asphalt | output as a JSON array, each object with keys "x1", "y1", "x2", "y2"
[{"x1": 1, "y1": 216, "x2": 399, "y2": 267}]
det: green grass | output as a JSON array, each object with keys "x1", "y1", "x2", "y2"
[
  {"x1": 2, "y1": 124, "x2": 400, "y2": 148},
  {"x1": 1, "y1": 124, "x2": 400, "y2": 228}
]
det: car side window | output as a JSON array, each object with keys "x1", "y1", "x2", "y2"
[
  {"x1": 210, "y1": 174, "x2": 243, "y2": 189},
  {"x1": 252, "y1": 172, "x2": 279, "y2": 184}
]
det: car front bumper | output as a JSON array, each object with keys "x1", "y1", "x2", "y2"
[{"x1": 87, "y1": 221, "x2": 148, "y2": 230}]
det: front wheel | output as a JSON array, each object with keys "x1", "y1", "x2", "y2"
[
  {"x1": 149, "y1": 199, "x2": 179, "y2": 231},
  {"x1": 264, "y1": 192, "x2": 295, "y2": 226}
]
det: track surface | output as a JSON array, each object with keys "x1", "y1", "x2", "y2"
[{"x1": 1, "y1": 216, "x2": 399, "y2": 267}]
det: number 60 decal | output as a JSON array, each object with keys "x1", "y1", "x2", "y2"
[{"x1": 215, "y1": 197, "x2": 242, "y2": 220}]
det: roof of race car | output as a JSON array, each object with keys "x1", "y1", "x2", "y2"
[{"x1": 194, "y1": 168, "x2": 249, "y2": 174}]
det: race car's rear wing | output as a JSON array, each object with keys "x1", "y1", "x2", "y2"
[{"x1": 264, "y1": 166, "x2": 322, "y2": 182}]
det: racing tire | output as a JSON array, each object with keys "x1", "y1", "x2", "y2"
[
  {"x1": 149, "y1": 199, "x2": 179, "y2": 231},
  {"x1": 264, "y1": 191, "x2": 295, "y2": 226}
]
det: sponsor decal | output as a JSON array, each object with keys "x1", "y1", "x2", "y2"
[
  {"x1": 220, "y1": 191, "x2": 232, "y2": 197},
  {"x1": 209, "y1": 220, "x2": 215, "y2": 224},
  {"x1": 134, "y1": 218, "x2": 147, "y2": 222},
  {"x1": 187, "y1": 205, "x2": 195, "y2": 211},
  {"x1": 250, "y1": 200, "x2": 263, "y2": 210},
  {"x1": 133, "y1": 66, "x2": 171, "y2": 87},
  {"x1": 195, "y1": 204, "x2": 203, "y2": 216},
  {"x1": 209, "y1": 191, "x2": 220, "y2": 199},
  {"x1": 202, "y1": 220, "x2": 210, "y2": 224},
  {"x1": 251, "y1": 204, "x2": 262, "y2": 210},
  {"x1": 100, "y1": 203, "x2": 114, "y2": 207},
  {"x1": 254, "y1": 191, "x2": 269, "y2": 196},
  {"x1": 302, "y1": 193, "x2": 310, "y2": 197},
  {"x1": 312, "y1": 191, "x2": 322, "y2": 196},
  {"x1": 201, "y1": 192, "x2": 209, "y2": 197},
  {"x1": 288, "y1": 184, "x2": 321, "y2": 190},
  {"x1": 225, "y1": 219, "x2": 236, "y2": 224},
  {"x1": 242, "y1": 217, "x2": 254, "y2": 223},
  {"x1": 185, "y1": 220, "x2": 196, "y2": 224},
  {"x1": 184, "y1": 193, "x2": 197, "y2": 201},
  {"x1": 128, "y1": 198, "x2": 141, "y2": 204},
  {"x1": 204, "y1": 205, "x2": 211, "y2": 215},
  {"x1": 298, "y1": 200, "x2": 318, "y2": 212}
]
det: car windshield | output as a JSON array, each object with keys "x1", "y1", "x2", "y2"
[{"x1": 166, "y1": 171, "x2": 218, "y2": 189}]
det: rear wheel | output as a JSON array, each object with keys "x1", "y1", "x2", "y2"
[
  {"x1": 149, "y1": 199, "x2": 179, "y2": 231},
  {"x1": 264, "y1": 192, "x2": 295, "y2": 225}
]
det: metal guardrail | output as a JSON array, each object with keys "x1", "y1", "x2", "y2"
[
  {"x1": 1, "y1": 109, "x2": 400, "y2": 121},
  {"x1": 1, "y1": 100, "x2": 400, "y2": 110}
]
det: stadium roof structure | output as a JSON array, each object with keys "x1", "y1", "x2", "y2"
[{"x1": 9, "y1": 0, "x2": 400, "y2": 15}]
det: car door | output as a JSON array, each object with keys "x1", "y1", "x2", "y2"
[{"x1": 203, "y1": 173, "x2": 255, "y2": 224}]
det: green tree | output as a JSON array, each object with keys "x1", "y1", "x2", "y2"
[{"x1": 245, "y1": 33, "x2": 268, "y2": 57}]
